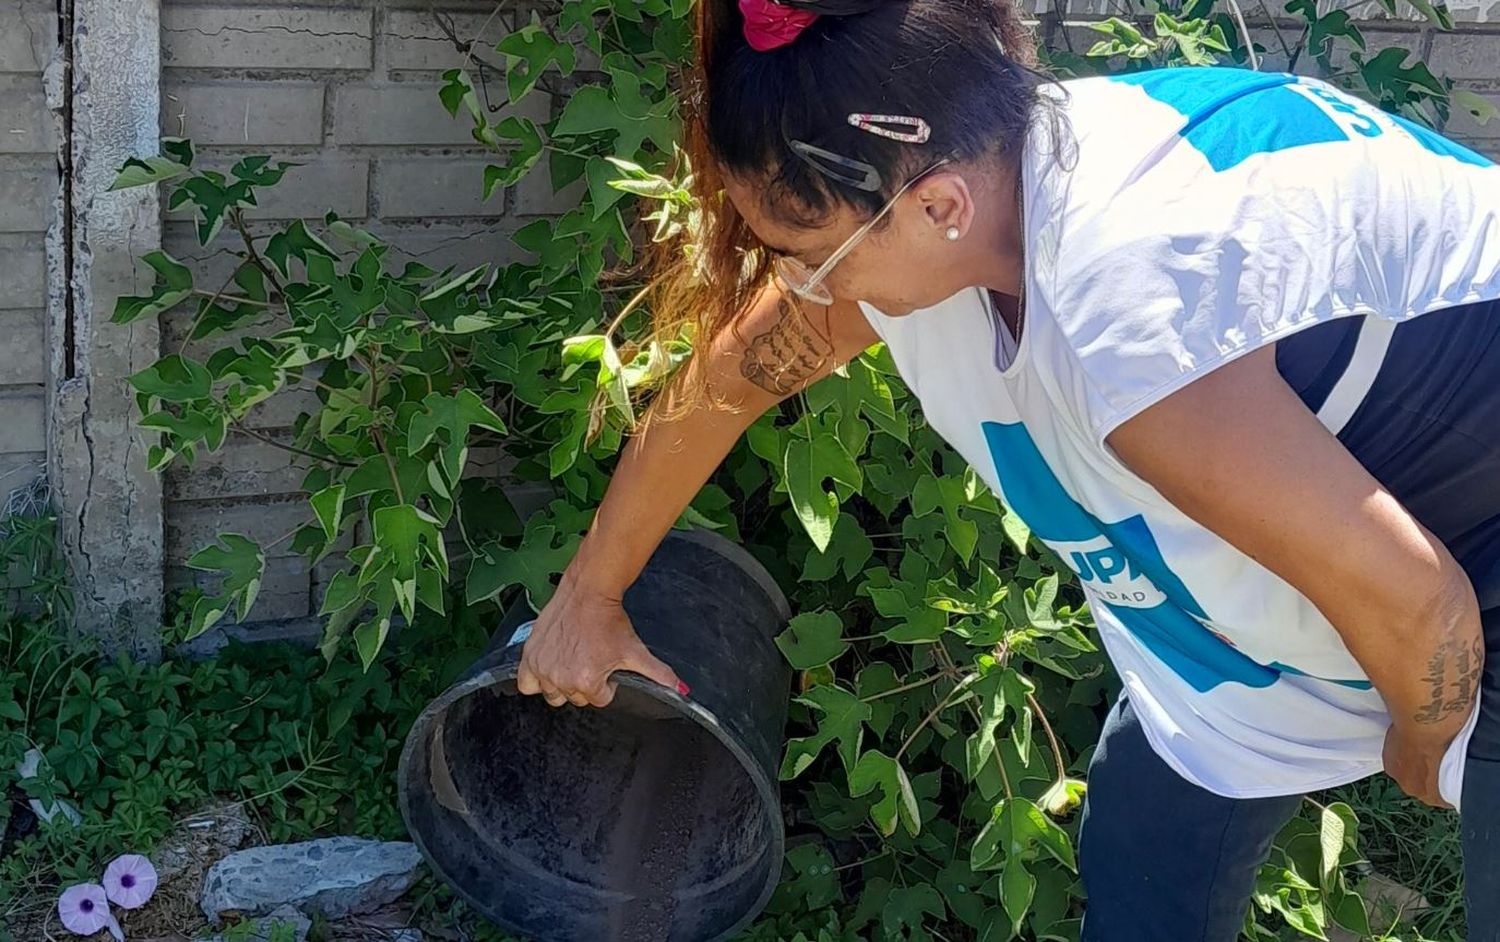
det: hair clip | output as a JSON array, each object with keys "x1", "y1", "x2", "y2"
[
  {"x1": 788, "y1": 139, "x2": 883, "y2": 191},
  {"x1": 847, "y1": 113, "x2": 932, "y2": 144}
]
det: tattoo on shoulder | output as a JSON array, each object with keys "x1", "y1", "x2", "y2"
[
  {"x1": 1414, "y1": 633, "x2": 1485, "y2": 725},
  {"x1": 739, "y1": 296, "x2": 834, "y2": 396}
]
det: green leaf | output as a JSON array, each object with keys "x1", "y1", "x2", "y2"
[
  {"x1": 409, "y1": 389, "x2": 508, "y2": 482},
  {"x1": 780, "y1": 684, "x2": 870, "y2": 780},
  {"x1": 972, "y1": 797, "x2": 1075, "y2": 872},
  {"x1": 186, "y1": 534, "x2": 265, "y2": 628},
  {"x1": 372, "y1": 504, "x2": 448, "y2": 622},
  {"x1": 1000, "y1": 858, "x2": 1036, "y2": 939},
  {"x1": 775, "y1": 611, "x2": 849, "y2": 670},
  {"x1": 1453, "y1": 89, "x2": 1499, "y2": 127},
  {"x1": 110, "y1": 148, "x2": 194, "y2": 191},
  {"x1": 848, "y1": 749, "x2": 921, "y2": 837},
  {"x1": 785, "y1": 438, "x2": 838, "y2": 552},
  {"x1": 1002, "y1": 505, "x2": 1031, "y2": 555},
  {"x1": 113, "y1": 251, "x2": 195, "y2": 324},
  {"x1": 496, "y1": 20, "x2": 576, "y2": 104},
  {"x1": 881, "y1": 885, "x2": 946, "y2": 939},
  {"x1": 353, "y1": 614, "x2": 392, "y2": 671},
  {"x1": 311, "y1": 484, "x2": 346, "y2": 541},
  {"x1": 466, "y1": 520, "x2": 582, "y2": 609},
  {"x1": 802, "y1": 512, "x2": 873, "y2": 582}
]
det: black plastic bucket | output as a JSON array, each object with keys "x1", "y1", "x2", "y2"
[{"x1": 397, "y1": 528, "x2": 793, "y2": 942}]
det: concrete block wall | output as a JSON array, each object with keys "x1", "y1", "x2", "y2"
[
  {"x1": 157, "y1": 0, "x2": 554, "y2": 633},
  {"x1": 0, "y1": 0, "x2": 56, "y2": 500}
]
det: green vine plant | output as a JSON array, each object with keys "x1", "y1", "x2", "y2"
[{"x1": 107, "y1": 0, "x2": 1487, "y2": 938}]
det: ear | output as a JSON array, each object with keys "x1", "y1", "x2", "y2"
[{"x1": 915, "y1": 171, "x2": 975, "y2": 240}]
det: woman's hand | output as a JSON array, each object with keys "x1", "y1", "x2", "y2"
[
  {"x1": 515, "y1": 578, "x2": 688, "y2": 709},
  {"x1": 1383, "y1": 722, "x2": 1456, "y2": 808}
]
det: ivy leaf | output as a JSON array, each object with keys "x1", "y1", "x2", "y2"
[
  {"x1": 775, "y1": 611, "x2": 849, "y2": 670},
  {"x1": 496, "y1": 19, "x2": 577, "y2": 104},
  {"x1": 409, "y1": 389, "x2": 508, "y2": 483},
  {"x1": 110, "y1": 139, "x2": 194, "y2": 191},
  {"x1": 848, "y1": 749, "x2": 921, "y2": 837},
  {"x1": 780, "y1": 684, "x2": 870, "y2": 780},
  {"x1": 785, "y1": 438, "x2": 838, "y2": 552},
  {"x1": 1000, "y1": 858, "x2": 1036, "y2": 939},
  {"x1": 466, "y1": 520, "x2": 583, "y2": 609},
  {"x1": 1001, "y1": 504, "x2": 1031, "y2": 555},
  {"x1": 1453, "y1": 89, "x2": 1499, "y2": 127},
  {"x1": 372, "y1": 504, "x2": 448, "y2": 622},
  {"x1": 184, "y1": 534, "x2": 265, "y2": 638},
  {"x1": 972, "y1": 798, "x2": 1075, "y2": 872},
  {"x1": 772, "y1": 843, "x2": 840, "y2": 912},
  {"x1": 1025, "y1": 574, "x2": 1061, "y2": 630},
  {"x1": 881, "y1": 885, "x2": 946, "y2": 939},
  {"x1": 353, "y1": 614, "x2": 392, "y2": 671},
  {"x1": 310, "y1": 484, "x2": 346, "y2": 541},
  {"x1": 113, "y1": 251, "x2": 194, "y2": 324},
  {"x1": 802, "y1": 512, "x2": 873, "y2": 582}
]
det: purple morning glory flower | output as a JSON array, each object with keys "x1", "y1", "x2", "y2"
[
  {"x1": 102, "y1": 854, "x2": 158, "y2": 910},
  {"x1": 57, "y1": 883, "x2": 122, "y2": 940}
]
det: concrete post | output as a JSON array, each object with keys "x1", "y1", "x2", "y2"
[{"x1": 49, "y1": 0, "x2": 165, "y2": 659}]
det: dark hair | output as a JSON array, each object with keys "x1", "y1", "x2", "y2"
[
  {"x1": 639, "y1": 0, "x2": 1046, "y2": 418},
  {"x1": 700, "y1": 0, "x2": 1044, "y2": 224}
]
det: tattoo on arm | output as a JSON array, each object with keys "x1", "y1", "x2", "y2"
[
  {"x1": 1414, "y1": 633, "x2": 1485, "y2": 725},
  {"x1": 739, "y1": 296, "x2": 835, "y2": 396}
]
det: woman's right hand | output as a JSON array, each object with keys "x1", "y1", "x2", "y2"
[{"x1": 515, "y1": 577, "x2": 688, "y2": 709}]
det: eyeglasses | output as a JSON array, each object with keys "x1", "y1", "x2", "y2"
[{"x1": 773, "y1": 158, "x2": 953, "y2": 306}]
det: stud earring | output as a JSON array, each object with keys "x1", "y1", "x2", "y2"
[{"x1": 945, "y1": 226, "x2": 960, "y2": 242}]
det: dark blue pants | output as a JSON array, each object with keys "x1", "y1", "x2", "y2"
[{"x1": 1079, "y1": 681, "x2": 1500, "y2": 941}]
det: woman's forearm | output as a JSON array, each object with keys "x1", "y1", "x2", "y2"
[
  {"x1": 563, "y1": 287, "x2": 875, "y2": 599},
  {"x1": 1364, "y1": 568, "x2": 1485, "y2": 742}
]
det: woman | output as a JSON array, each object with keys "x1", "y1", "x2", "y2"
[{"x1": 515, "y1": 0, "x2": 1500, "y2": 937}]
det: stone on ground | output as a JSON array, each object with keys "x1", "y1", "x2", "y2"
[{"x1": 199, "y1": 838, "x2": 423, "y2": 922}]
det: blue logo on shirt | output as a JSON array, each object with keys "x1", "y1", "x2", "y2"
[
  {"x1": 1112, "y1": 68, "x2": 1493, "y2": 170},
  {"x1": 983, "y1": 420, "x2": 1371, "y2": 692}
]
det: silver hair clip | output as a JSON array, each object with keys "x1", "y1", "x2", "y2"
[
  {"x1": 847, "y1": 113, "x2": 932, "y2": 144},
  {"x1": 787, "y1": 139, "x2": 883, "y2": 191}
]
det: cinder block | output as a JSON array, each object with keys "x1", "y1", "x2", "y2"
[
  {"x1": 0, "y1": 235, "x2": 45, "y2": 308},
  {"x1": 0, "y1": 451, "x2": 44, "y2": 492},
  {"x1": 161, "y1": 6, "x2": 373, "y2": 70},
  {"x1": 383, "y1": 10, "x2": 514, "y2": 72},
  {"x1": 0, "y1": 392, "x2": 44, "y2": 453},
  {"x1": 167, "y1": 553, "x2": 311, "y2": 622},
  {"x1": 333, "y1": 81, "x2": 549, "y2": 145},
  {"x1": 0, "y1": 4, "x2": 56, "y2": 74},
  {"x1": 162, "y1": 82, "x2": 325, "y2": 146},
  {"x1": 375, "y1": 157, "x2": 503, "y2": 218},
  {"x1": 514, "y1": 164, "x2": 585, "y2": 216},
  {"x1": 165, "y1": 433, "x2": 309, "y2": 501},
  {"x1": 240, "y1": 157, "x2": 369, "y2": 220},
  {"x1": 1450, "y1": 0, "x2": 1500, "y2": 22},
  {"x1": 165, "y1": 496, "x2": 312, "y2": 562},
  {"x1": 376, "y1": 218, "x2": 532, "y2": 272},
  {"x1": 0, "y1": 79, "x2": 53, "y2": 154},
  {"x1": 1428, "y1": 30, "x2": 1500, "y2": 82},
  {"x1": 241, "y1": 380, "x2": 322, "y2": 430},
  {"x1": 0, "y1": 160, "x2": 54, "y2": 232},
  {"x1": 0, "y1": 309, "x2": 45, "y2": 385}
]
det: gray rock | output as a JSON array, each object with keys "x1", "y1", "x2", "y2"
[
  {"x1": 197, "y1": 905, "x2": 310, "y2": 942},
  {"x1": 200, "y1": 838, "x2": 424, "y2": 922}
]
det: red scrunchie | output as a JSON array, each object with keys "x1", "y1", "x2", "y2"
[{"x1": 739, "y1": 0, "x2": 819, "y2": 52}]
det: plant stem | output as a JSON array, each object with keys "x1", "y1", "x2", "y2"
[
  {"x1": 190, "y1": 288, "x2": 274, "y2": 309},
  {"x1": 895, "y1": 670, "x2": 977, "y2": 760},
  {"x1": 229, "y1": 208, "x2": 288, "y2": 301},
  {"x1": 833, "y1": 847, "x2": 892, "y2": 871},
  {"x1": 230, "y1": 420, "x2": 357, "y2": 468},
  {"x1": 1027, "y1": 691, "x2": 1069, "y2": 780},
  {"x1": 860, "y1": 673, "x2": 942, "y2": 702}
]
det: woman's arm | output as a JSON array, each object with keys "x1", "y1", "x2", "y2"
[
  {"x1": 1106, "y1": 345, "x2": 1483, "y2": 807},
  {"x1": 517, "y1": 285, "x2": 880, "y2": 708}
]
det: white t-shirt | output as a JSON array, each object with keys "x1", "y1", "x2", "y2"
[{"x1": 859, "y1": 68, "x2": 1500, "y2": 808}]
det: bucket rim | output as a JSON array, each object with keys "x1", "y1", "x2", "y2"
[{"x1": 397, "y1": 661, "x2": 787, "y2": 942}]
